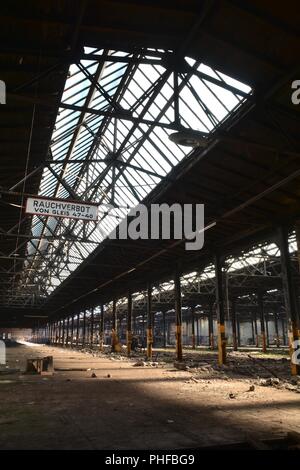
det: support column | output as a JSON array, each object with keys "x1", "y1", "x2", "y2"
[
  {"x1": 58, "y1": 321, "x2": 62, "y2": 345},
  {"x1": 90, "y1": 309, "x2": 94, "y2": 348},
  {"x1": 198, "y1": 316, "x2": 202, "y2": 346},
  {"x1": 76, "y1": 314, "x2": 80, "y2": 347},
  {"x1": 274, "y1": 309, "x2": 280, "y2": 347},
  {"x1": 191, "y1": 306, "x2": 196, "y2": 349},
  {"x1": 251, "y1": 318, "x2": 255, "y2": 345},
  {"x1": 174, "y1": 268, "x2": 183, "y2": 361},
  {"x1": 208, "y1": 302, "x2": 214, "y2": 349},
  {"x1": 82, "y1": 311, "x2": 86, "y2": 347},
  {"x1": 196, "y1": 318, "x2": 200, "y2": 345},
  {"x1": 62, "y1": 319, "x2": 65, "y2": 347},
  {"x1": 111, "y1": 300, "x2": 117, "y2": 352},
  {"x1": 253, "y1": 309, "x2": 259, "y2": 347},
  {"x1": 66, "y1": 317, "x2": 70, "y2": 347},
  {"x1": 146, "y1": 283, "x2": 153, "y2": 360},
  {"x1": 258, "y1": 292, "x2": 267, "y2": 353},
  {"x1": 215, "y1": 253, "x2": 226, "y2": 365},
  {"x1": 127, "y1": 292, "x2": 133, "y2": 356},
  {"x1": 231, "y1": 298, "x2": 238, "y2": 351},
  {"x1": 99, "y1": 305, "x2": 104, "y2": 351},
  {"x1": 281, "y1": 315, "x2": 286, "y2": 346},
  {"x1": 237, "y1": 313, "x2": 241, "y2": 347},
  {"x1": 278, "y1": 226, "x2": 300, "y2": 375},
  {"x1": 70, "y1": 315, "x2": 74, "y2": 348},
  {"x1": 142, "y1": 311, "x2": 145, "y2": 347},
  {"x1": 265, "y1": 314, "x2": 270, "y2": 347},
  {"x1": 296, "y1": 220, "x2": 300, "y2": 270},
  {"x1": 163, "y1": 311, "x2": 167, "y2": 348}
]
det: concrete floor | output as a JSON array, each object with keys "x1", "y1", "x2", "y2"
[{"x1": 0, "y1": 343, "x2": 299, "y2": 450}]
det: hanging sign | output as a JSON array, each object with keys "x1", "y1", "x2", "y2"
[{"x1": 25, "y1": 196, "x2": 98, "y2": 221}]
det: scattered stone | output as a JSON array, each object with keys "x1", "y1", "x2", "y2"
[
  {"x1": 174, "y1": 361, "x2": 188, "y2": 371},
  {"x1": 229, "y1": 393, "x2": 236, "y2": 399},
  {"x1": 167, "y1": 419, "x2": 174, "y2": 424},
  {"x1": 133, "y1": 360, "x2": 145, "y2": 367},
  {"x1": 248, "y1": 385, "x2": 255, "y2": 392},
  {"x1": 285, "y1": 383, "x2": 297, "y2": 391},
  {"x1": 107, "y1": 374, "x2": 111, "y2": 378},
  {"x1": 91, "y1": 373, "x2": 97, "y2": 378},
  {"x1": 258, "y1": 377, "x2": 280, "y2": 387}
]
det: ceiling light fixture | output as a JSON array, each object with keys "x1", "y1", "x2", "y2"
[{"x1": 169, "y1": 129, "x2": 209, "y2": 148}]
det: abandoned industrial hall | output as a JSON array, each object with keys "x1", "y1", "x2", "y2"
[{"x1": 0, "y1": 0, "x2": 300, "y2": 454}]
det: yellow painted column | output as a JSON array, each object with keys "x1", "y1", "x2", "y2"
[{"x1": 215, "y1": 253, "x2": 226, "y2": 365}]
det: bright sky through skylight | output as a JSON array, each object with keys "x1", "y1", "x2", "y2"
[{"x1": 22, "y1": 47, "x2": 252, "y2": 297}]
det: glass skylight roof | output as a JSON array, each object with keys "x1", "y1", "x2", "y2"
[{"x1": 20, "y1": 47, "x2": 252, "y2": 301}]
